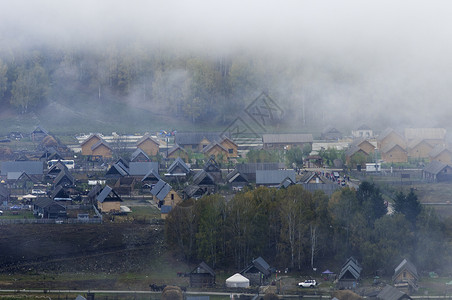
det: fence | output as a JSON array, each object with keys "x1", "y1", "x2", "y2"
[{"x1": 0, "y1": 218, "x2": 101, "y2": 225}]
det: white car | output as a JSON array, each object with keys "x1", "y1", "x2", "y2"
[{"x1": 298, "y1": 279, "x2": 317, "y2": 288}]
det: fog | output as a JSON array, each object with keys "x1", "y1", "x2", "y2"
[{"x1": 1, "y1": 0, "x2": 452, "y2": 131}]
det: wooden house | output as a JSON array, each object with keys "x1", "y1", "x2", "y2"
[
  {"x1": 423, "y1": 161, "x2": 452, "y2": 182},
  {"x1": 30, "y1": 126, "x2": 49, "y2": 142},
  {"x1": 381, "y1": 143, "x2": 408, "y2": 163},
  {"x1": 128, "y1": 162, "x2": 159, "y2": 178},
  {"x1": 105, "y1": 162, "x2": 129, "y2": 179},
  {"x1": 337, "y1": 257, "x2": 362, "y2": 290},
  {"x1": 189, "y1": 261, "x2": 216, "y2": 288},
  {"x1": 8, "y1": 171, "x2": 37, "y2": 194},
  {"x1": 377, "y1": 285, "x2": 412, "y2": 300},
  {"x1": 202, "y1": 142, "x2": 229, "y2": 163},
  {"x1": 114, "y1": 177, "x2": 136, "y2": 195},
  {"x1": 404, "y1": 128, "x2": 446, "y2": 147},
  {"x1": 184, "y1": 185, "x2": 207, "y2": 199},
  {"x1": 80, "y1": 134, "x2": 103, "y2": 156},
  {"x1": 51, "y1": 185, "x2": 72, "y2": 206},
  {"x1": 96, "y1": 186, "x2": 123, "y2": 213},
  {"x1": 321, "y1": 126, "x2": 342, "y2": 141},
  {"x1": 345, "y1": 145, "x2": 370, "y2": 167},
  {"x1": 166, "y1": 144, "x2": 189, "y2": 162},
  {"x1": 130, "y1": 148, "x2": 150, "y2": 162},
  {"x1": 47, "y1": 161, "x2": 69, "y2": 178},
  {"x1": 136, "y1": 135, "x2": 160, "y2": 156},
  {"x1": 219, "y1": 137, "x2": 238, "y2": 158},
  {"x1": 226, "y1": 169, "x2": 249, "y2": 189},
  {"x1": 150, "y1": 179, "x2": 182, "y2": 207},
  {"x1": 33, "y1": 198, "x2": 67, "y2": 219},
  {"x1": 87, "y1": 184, "x2": 103, "y2": 204},
  {"x1": 240, "y1": 256, "x2": 271, "y2": 286},
  {"x1": 235, "y1": 163, "x2": 284, "y2": 183},
  {"x1": 407, "y1": 139, "x2": 433, "y2": 159},
  {"x1": 377, "y1": 128, "x2": 406, "y2": 151},
  {"x1": 166, "y1": 158, "x2": 191, "y2": 178},
  {"x1": 203, "y1": 157, "x2": 222, "y2": 182},
  {"x1": 255, "y1": 170, "x2": 296, "y2": 187},
  {"x1": 429, "y1": 144, "x2": 452, "y2": 164},
  {"x1": 91, "y1": 140, "x2": 113, "y2": 159},
  {"x1": 299, "y1": 172, "x2": 328, "y2": 184},
  {"x1": 352, "y1": 139, "x2": 376, "y2": 155},
  {"x1": 175, "y1": 132, "x2": 229, "y2": 152},
  {"x1": 141, "y1": 169, "x2": 161, "y2": 186},
  {"x1": 53, "y1": 169, "x2": 75, "y2": 187},
  {"x1": 392, "y1": 258, "x2": 418, "y2": 293},
  {"x1": 352, "y1": 124, "x2": 373, "y2": 139},
  {"x1": 262, "y1": 134, "x2": 313, "y2": 150}
]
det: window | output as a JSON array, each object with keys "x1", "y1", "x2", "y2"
[
  {"x1": 228, "y1": 149, "x2": 233, "y2": 154},
  {"x1": 171, "y1": 194, "x2": 174, "y2": 200}
]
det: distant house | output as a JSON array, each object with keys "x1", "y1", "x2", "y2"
[
  {"x1": 105, "y1": 162, "x2": 129, "y2": 179},
  {"x1": 298, "y1": 172, "x2": 327, "y2": 184},
  {"x1": 166, "y1": 144, "x2": 189, "y2": 162},
  {"x1": 96, "y1": 186, "x2": 123, "y2": 213},
  {"x1": 203, "y1": 157, "x2": 222, "y2": 182},
  {"x1": 141, "y1": 169, "x2": 161, "y2": 186},
  {"x1": 337, "y1": 257, "x2": 362, "y2": 289},
  {"x1": 51, "y1": 185, "x2": 72, "y2": 206},
  {"x1": 80, "y1": 134, "x2": 103, "y2": 156},
  {"x1": 235, "y1": 163, "x2": 284, "y2": 182},
  {"x1": 345, "y1": 145, "x2": 370, "y2": 167},
  {"x1": 0, "y1": 161, "x2": 44, "y2": 177},
  {"x1": 53, "y1": 169, "x2": 75, "y2": 187},
  {"x1": 392, "y1": 259, "x2": 419, "y2": 293},
  {"x1": 352, "y1": 124, "x2": 373, "y2": 139},
  {"x1": 33, "y1": 198, "x2": 67, "y2": 219},
  {"x1": 8, "y1": 171, "x2": 37, "y2": 194},
  {"x1": 136, "y1": 135, "x2": 160, "y2": 156},
  {"x1": 47, "y1": 161, "x2": 69, "y2": 178},
  {"x1": 114, "y1": 177, "x2": 136, "y2": 195},
  {"x1": 262, "y1": 134, "x2": 313, "y2": 150},
  {"x1": 377, "y1": 128, "x2": 406, "y2": 151},
  {"x1": 202, "y1": 142, "x2": 229, "y2": 163},
  {"x1": 30, "y1": 126, "x2": 49, "y2": 142},
  {"x1": 150, "y1": 179, "x2": 182, "y2": 217},
  {"x1": 128, "y1": 162, "x2": 160, "y2": 177},
  {"x1": 381, "y1": 143, "x2": 408, "y2": 163},
  {"x1": 429, "y1": 144, "x2": 452, "y2": 164},
  {"x1": 91, "y1": 139, "x2": 113, "y2": 159},
  {"x1": 321, "y1": 126, "x2": 342, "y2": 141},
  {"x1": 377, "y1": 285, "x2": 413, "y2": 300},
  {"x1": 352, "y1": 139, "x2": 376, "y2": 155},
  {"x1": 423, "y1": 161, "x2": 452, "y2": 182},
  {"x1": 255, "y1": 170, "x2": 296, "y2": 187},
  {"x1": 130, "y1": 148, "x2": 150, "y2": 162},
  {"x1": 189, "y1": 261, "x2": 216, "y2": 288},
  {"x1": 175, "y1": 132, "x2": 229, "y2": 152},
  {"x1": 407, "y1": 139, "x2": 434, "y2": 159},
  {"x1": 404, "y1": 128, "x2": 446, "y2": 147},
  {"x1": 166, "y1": 157, "x2": 191, "y2": 177},
  {"x1": 226, "y1": 169, "x2": 249, "y2": 189},
  {"x1": 87, "y1": 184, "x2": 103, "y2": 204},
  {"x1": 241, "y1": 256, "x2": 271, "y2": 286},
  {"x1": 219, "y1": 136, "x2": 238, "y2": 158}
]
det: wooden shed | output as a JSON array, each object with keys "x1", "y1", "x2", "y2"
[
  {"x1": 392, "y1": 258, "x2": 418, "y2": 293},
  {"x1": 136, "y1": 135, "x2": 160, "y2": 156},
  {"x1": 189, "y1": 262, "x2": 216, "y2": 288}
]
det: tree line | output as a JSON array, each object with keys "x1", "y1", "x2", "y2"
[{"x1": 165, "y1": 183, "x2": 449, "y2": 275}]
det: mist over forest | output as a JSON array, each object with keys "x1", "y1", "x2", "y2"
[{"x1": 1, "y1": 1, "x2": 452, "y2": 134}]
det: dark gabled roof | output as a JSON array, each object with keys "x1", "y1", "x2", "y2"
[
  {"x1": 87, "y1": 184, "x2": 103, "y2": 198},
  {"x1": 429, "y1": 144, "x2": 451, "y2": 158},
  {"x1": 262, "y1": 133, "x2": 313, "y2": 144},
  {"x1": 226, "y1": 169, "x2": 249, "y2": 183},
  {"x1": 53, "y1": 169, "x2": 75, "y2": 186},
  {"x1": 236, "y1": 163, "x2": 283, "y2": 174},
  {"x1": 31, "y1": 125, "x2": 49, "y2": 135},
  {"x1": 191, "y1": 261, "x2": 215, "y2": 276},
  {"x1": 192, "y1": 170, "x2": 215, "y2": 186},
  {"x1": 136, "y1": 134, "x2": 159, "y2": 147},
  {"x1": 184, "y1": 185, "x2": 203, "y2": 198},
  {"x1": 256, "y1": 170, "x2": 296, "y2": 185},
  {"x1": 167, "y1": 143, "x2": 187, "y2": 157},
  {"x1": 51, "y1": 185, "x2": 71, "y2": 200},
  {"x1": 80, "y1": 134, "x2": 103, "y2": 147},
  {"x1": 424, "y1": 160, "x2": 449, "y2": 175},
  {"x1": 151, "y1": 179, "x2": 167, "y2": 196},
  {"x1": 141, "y1": 169, "x2": 161, "y2": 182},
  {"x1": 203, "y1": 157, "x2": 221, "y2": 173},
  {"x1": 106, "y1": 163, "x2": 129, "y2": 177},
  {"x1": 241, "y1": 256, "x2": 271, "y2": 276},
  {"x1": 377, "y1": 285, "x2": 412, "y2": 300},
  {"x1": 97, "y1": 186, "x2": 123, "y2": 203},
  {"x1": 175, "y1": 132, "x2": 228, "y2": 145},
  {"x1": 167, "y1": 157, "x2": 190, "y2": 174},
  {"x1": 91, "y1": 139, "x2": 112, "y2": 151},
  {"x1": 338, "y1": 257, "x2": 362, "y2": 281},
  {"x1": 381, "y1": 142, "x2": 407, "y2": 154},
  {"x1": 129, "y1": 162, "x2": 159, "y2": 176},
  {"x1": 8, "y1": 171, "x2": 36, "y2": 183},
  {"x1": 278, "y1": 177, "x2": 295, "y2": 189},
  {"x1": 0, "y1": 161, "x2": 43, "y2": 176},
  {"x1": 407, "y1": 138, "x2": 432, "y2": 150},
  {"x1": 34, "y1": 198, "x2": 65, "y2": 209},
  {"x1": 115, "y1": 157, "x2": 130, "y2": 169},
  {"x1": 156, "y1": 183, "x2": 172, "y2": 201},
  {"x1": 393, "y1": 258, "x2": 418, "y2": 282},
  {"x1": 345, "y1": 145, "x2": 367, "y2": 157},
  {"x1": 48, "y1": 161, "x2": 69, "y2": 174},
  {"x1": 131, "y1": 148, "x2": 150, "y2": 162},
  {"x1": 40, "y1": 147, "x2": 63, "y2": 160},
  {"x1": 298, "y1": 172, "x2": 327, "y2": 184}
]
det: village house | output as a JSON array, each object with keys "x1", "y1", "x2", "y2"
[
  {"x1": 33, "y1": 198, "x2": 67, "y2": 219},
  {"x1": 234, "y1": 162, "x2": 284, "y2": 183},
  {"x1": 352, "y1": 124, "x2": 373, "y2": 139},
  {"x1": 96, "y1": 185, "x2": 123, "y2": 213},
  {"x1": 141, "y1": 169, "x2": 161, "y2": 186},
  {"x1": 130, "y1": 148, "x2": 150, "y2": 162},
  {"x1": 90, "y1": 139, "x2": 113, "y2": 159},
  {"x1": 136, "y1": 134, "x2": 160, "y2": 156},
  {"x1": 255, "y1": 170, "x2": 296, "y2": 187},
  {"x1": 166, "y1": 157, "x2": 191, "y2": 178},
  {"x1": 337, "y1": 257, "x2": 362, "y2": 290},
  {"x1": 203, "y1": 157, "x2": 222, "y2": 182},
  {"x1": 345, "y1": 145, "x2": 370, "y2": 168},
  {"x1": 321, "y1": 126, "x2": 343, "y2": 141},
  {"x1": 30, "y1": 126, "x2": 49, "y2": 142},
  {"x1": 0, "y1": 161, "x2": 44, "y2": 183},
  {"x1": 51, "y1": 185, "x2": 73, "y2": 206},
  {"x1": 7, "y1": 171, "x2": 37, "y2": 194},
  {"x1": 381, "y1": 143, "x2": 408, "y2": 163},
  {"x1": 80, "y1": 134, "x2": 103, "y2": 156},
  {"x1": 377, "y1": 128, "x2": 406, "y2": 151},
  {"x1": 377, "y1": 285, "x2": 413, "y2": 300},
  {"x1": 352, "y1": 138, "x2": 376, "y2": 155},
  {"x1": 392, "y1": 258, "x2": 419, "y2": 294},
  {"x1": 429, "y1": 144, "x2": 452, "y2": 164},
  {"x1": 226, "y1": 169, "x2": 249, "y2": 189},
  {"x1": 202, "y1": 142, "x2": 229, "y2": 163},
  {"x1": 423, "y1": 161, "x2": 452, "y2": 182},
  {"x1": 262, "y1": 133, "x2": 313, "y2": 150},
  {"x1": 53, "y1": 169, "x2": 75, "y2": 187},
  {"x1": 189, "y1": 262, "x2": 216, "y2": 288},
  {"x1": 404, "y1": 128, "x2": 446, "y2": 147},
  {"x1": 150, "y1": 179, "x2": 182, "y2": 218},
  {"x1": 166, "y1": 144, "x2": 189, "y2": 162},
  {"x1": 175, "y1": 132, "x2": 229, "y2": 152},
  {"x1": 240, "y1": 256, "x2": 272, "y2": 286},
  {"x1": 407, "y1": 139, "x2": 434, "y2": 159},
  {"x1": 114, "y1": 177, "x2": 136, "y2": 196}
]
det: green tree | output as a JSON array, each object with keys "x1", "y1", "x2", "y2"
[
  {"x1": 394, "y1": 189, "x2": 422, "y2": 225},
  {"x1": 286, "y1": 147, "x2": 304, "y2": 168},
  {"x1": 0, "y1": 59, "x2": 7, "y2": 101},
  {"x1": 11, "y1": 64, "x2": 49, "y2": 113},
  {"x1": 356, "y1": 181, "x2": 387, "y2": 226}
]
